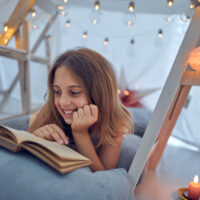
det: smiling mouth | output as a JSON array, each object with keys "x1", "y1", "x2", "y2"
[{"x1": 62, "y1": 109, "x2": 77, "y2": 117}]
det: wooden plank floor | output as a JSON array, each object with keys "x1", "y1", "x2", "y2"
[{"x1": 135, "y1": 138, "x2": 200, "y2": 200}]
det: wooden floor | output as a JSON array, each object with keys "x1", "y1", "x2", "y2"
[{"x1": 134, "y1": 138, "x2": 200, "y2": 200}]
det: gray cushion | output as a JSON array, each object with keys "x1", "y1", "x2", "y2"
[
  {"x1": 0, "y1": 114, "x2": 147, "y2": 200},
  {"x1": 127, "y1": 107, "x2": 152, "y2": 137},
  {"x1": 0, "y1": 147, "x2": 134, "y2": 200},
  {"x1": 0, "y1": 114, "x2": 29, "y2": 130}
]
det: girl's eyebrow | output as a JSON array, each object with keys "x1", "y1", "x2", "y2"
[{"x1": 52, "y1": 84, "x2": 81, "y2": 89}]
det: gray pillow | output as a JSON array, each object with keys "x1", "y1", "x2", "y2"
[
  {"x1": 127, "y1": 107, "x2": 152, "y2": 137},
  {"x1": 0, "y1": 135, "x2": 138, "y2": 200},
  {"x1": 0, "y1": 115, "x2": 142, "y2": 200},
  {"x1": 0, "y1": 114, "x2": 29, "y2": 130}
]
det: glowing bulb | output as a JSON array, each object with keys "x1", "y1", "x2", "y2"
[
  {"x1": 124, "y1": 90, "x2": 130, "y2": 96},
  {"x1": 82, "y1": 31, "x2": 87, "y2": 38},
  {"x1": 190, "y1": 3, "x2": 195, "y2": 8},
  {"x1": 167, "y1": 17, "x2": 172, "y2": 22},
  {"x1": 118, "y1": 89, "x2": 121, "y2": 94},
  {"x1": 31, "y1": 8, "x2": 36, "y2": 17},
  {"x1": 123, "y1": 12, "x2": 136, "y2": 26},
  {"x1": 154, "y1": 29, "x2": 164, "y2": 48},
  {"x1": 167, "y1": 0, "x2": 173, "y2": 7},
  {"x1": 4, "y1": 24, "x2": 8, "y2": 32},
  {"x1": 158, "y1": 29, "x2": 163, "y2": 38},
  {"x1": 90, "y1": 10, "x2": 101, "y2": 24},
  {"x1": 104, "y1": 38, "x2": 109, "y2": 45},
  {"x1": 94, "y1": 1, "x2": 100, "y2": 10},
  {"x1": 65, "y1": 20, "x2": 71, "y2": 27},
  {"x1": 128, "y1": 21, "x2": 132, "y2": 26},
  {"x1": 58, "y1": 5, "x2": 64, "y2": 10},
  {"x1": 33, "y1": 24, "x2": 38, "y2": 30},
  {"x1": 64, "y1": 0, "x2": 68, "y2": 3},
  {"x1": 4, "y1": 39, "x2": 8, "y2": 44},
  {"x1": 129, "y1": 1, "x2": 135, "y2": 12},
  {"x1": 61, "y1": 11, "x2": 66, "y2": 16},
  {"x1": 194, "y1": 175, "x2": 199, "y2": 183}
]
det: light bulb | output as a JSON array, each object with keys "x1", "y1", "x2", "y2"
[
  {"x1": 31, "y1": 8, "x2": 36, "y2": 17},
  {"x1": 154, "y1": 29, "x2": 164, "y2": 48},
  {"x1": 90, "y1": 10, "x2": 101, "y2": 24},
  {"x1": 128, "y1": 1, "x2": 135, "y2": 12},
  {"x1": 167, "y1": 0, "x2": 174, "y2": 7},
  {"x1": 180, "y1": 12, "x2": 191, "y2": 23},
  {"x1": 65, "y1": 20, "x2": 71, "y2": 27},
  {"x1": 127, "y1": 39, "x2": 135, "y2": 57},
  {"x1": 58, "y1": 5, "x2": 64, "y2": 10},
  {"x1": 94, "y1": 1, "x2": 100, "y2": 10},
  {"x1": 158, "y1": 29, "x2": 163, "y2": 38},
  {"x1": 164, "y1": 15, "x2": 176, "y2": 23},
  {"x1": 4, "y1": 24, "x2": 8, "y2": 32},
  {"x1": 33, "y1": 24, "x2": 38, "y2": 30},
  {"x1": 123, "y1": 12, "x2": 136, "y2": 26},
  {"x1": 190, "y1": 3, "x2": 195, "y2": 8},
  {"x1": 59, "y1": 3, "x2": 69, "y2": 16},
  {"x1": 82, "y1": 31, "x2": 88, "y2": 38},
  {"x1": 64, "y1": 0, "x2": 68, "y2": 3},
  {"x1": 104, "y1": 38, "x2": 109, "y2": 45}
]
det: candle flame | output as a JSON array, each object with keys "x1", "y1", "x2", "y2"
[{"x1": 194, "y1": 175, "x2": 198, "y2": 183}]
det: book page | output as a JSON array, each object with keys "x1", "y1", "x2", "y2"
[
  {"x1": 3, "y1": 126, "x2": 90, "y2": 161},
  {"x1": 0, "y1": 126, "x2": 18, "y2": 143}
]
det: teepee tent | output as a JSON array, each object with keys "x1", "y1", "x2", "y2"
[{"x1": 0, "y1": 1, "x2": 200, "y2": 199}]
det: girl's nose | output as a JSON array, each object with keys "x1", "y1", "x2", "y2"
[{"x1": 60, "y1": 94, "x2": 71, "y2": 107}]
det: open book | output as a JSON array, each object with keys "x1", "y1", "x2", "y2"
[{"x1": 0, "y1": 125, "x2": 92, "y2": 174}]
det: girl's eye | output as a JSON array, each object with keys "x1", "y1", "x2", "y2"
[
  {"x1": 70, "y1": 91, "x2": 81, "y2": 96},
  {"x1": 53, "y1": 90, "x2": 61, "y2": 96}
]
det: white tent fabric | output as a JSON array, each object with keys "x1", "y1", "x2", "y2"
[{"x1": 0, "y1": 4, "x2": 199, "y2": 147}]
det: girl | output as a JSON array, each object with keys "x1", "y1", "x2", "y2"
[{"x1": 28, "y1": 48, "x2": 133, "y2": 172}]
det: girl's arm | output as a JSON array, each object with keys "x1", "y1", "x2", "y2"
[{"x1": 72, "y1": 104, "x2": 123, "y2": 171}]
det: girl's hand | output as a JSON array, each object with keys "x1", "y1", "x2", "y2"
[
  {"x1": 71, "y1": 104, "x2": 98, "y2": 134},
  {"x1": 32, "y1": 124, "x2": 69, "y2": 145}
]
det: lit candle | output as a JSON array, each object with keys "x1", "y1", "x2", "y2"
[{"x1": 188, "y1": 175, "x2": 200, "y2": 200}]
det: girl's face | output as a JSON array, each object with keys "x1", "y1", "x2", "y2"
[{"x1": 53, "y1": 66, "x2": 89, "y2": 125}]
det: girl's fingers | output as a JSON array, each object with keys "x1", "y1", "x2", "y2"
[
  {"x1": 83, "y1": 105, "x2": 91, "y2": 117},
  {"x1": 77, "y1": 108, "x2": 85, "y2": 119},
  {"x1": 90, "y1": 104, "x2": 98, "y2": 120},
  {"x1": 52, "y1": 125, "x2": 69, "y2": 144},
  {"x1": 33, "y1": 124, "x2": 69, "y2": 145}
]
